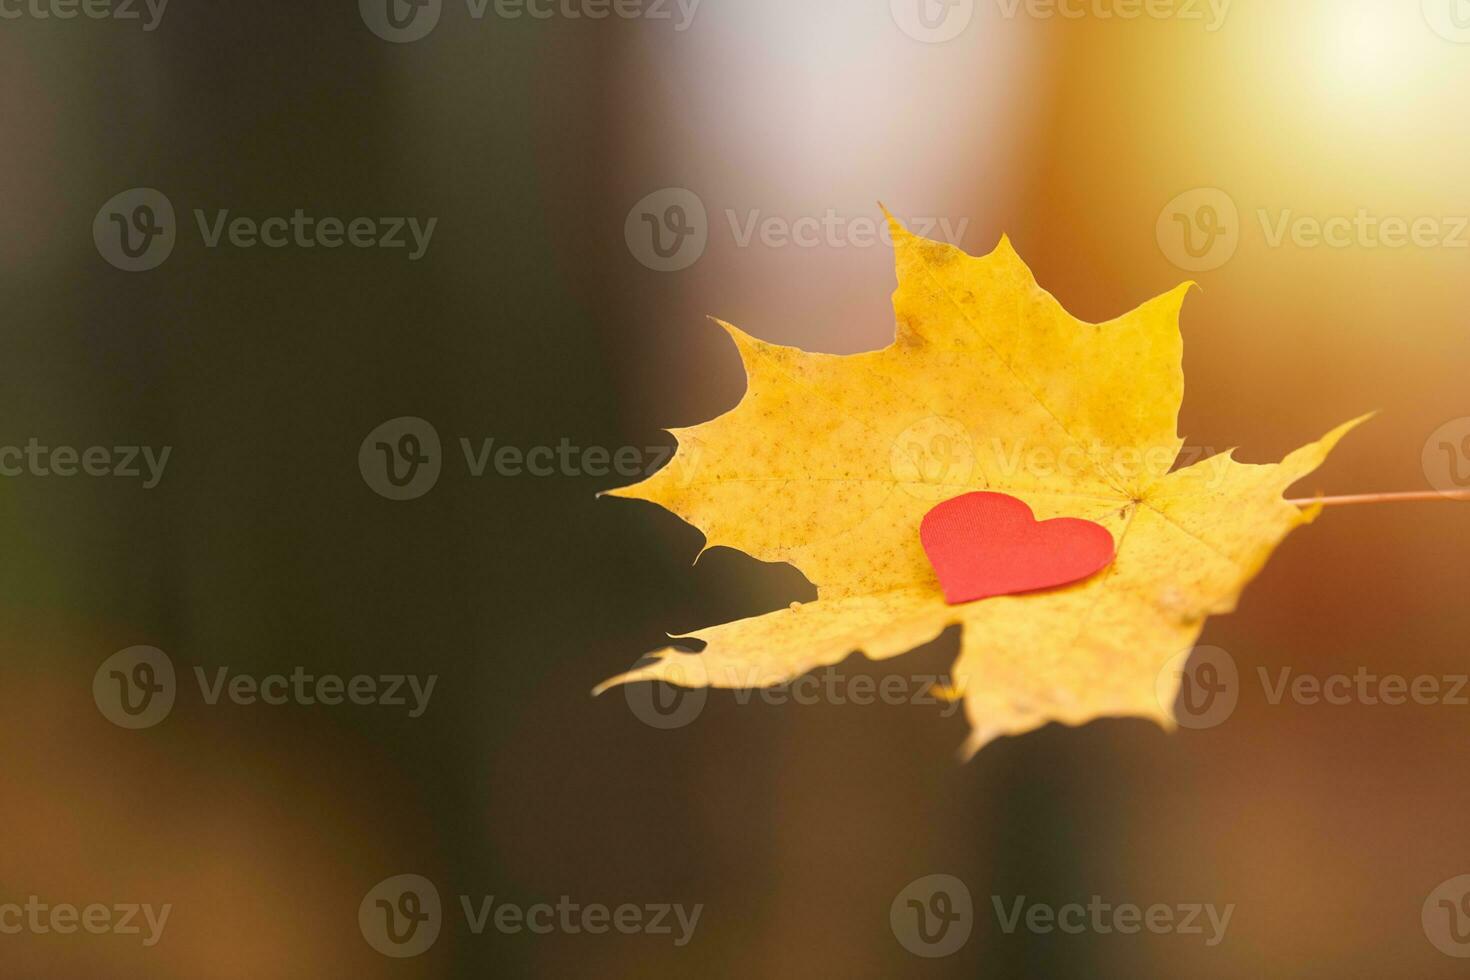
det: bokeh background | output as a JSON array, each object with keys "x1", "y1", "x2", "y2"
[{"x1": 3, "y1": 0, "x2": 1470, "y2": 976}]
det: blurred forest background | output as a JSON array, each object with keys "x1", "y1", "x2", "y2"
[{"x1": 2, "y1": 0, "x2": 1469, "y2": 976}]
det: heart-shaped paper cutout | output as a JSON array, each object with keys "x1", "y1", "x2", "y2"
[{"x1": 920, "y1": 491, "x2": 1116, "y2": 605}]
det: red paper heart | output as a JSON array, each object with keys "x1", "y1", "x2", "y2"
[{"x1": 920, "y1": 492, "x2": 1115, "y2": 605}]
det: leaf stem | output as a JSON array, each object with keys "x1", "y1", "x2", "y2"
[{"x1": 1289, "y1": 490, "x2": 1470, "y2": 508}]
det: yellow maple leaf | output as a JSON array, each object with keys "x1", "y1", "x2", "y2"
[{"x1": 597, "y1": 215, "x2": 1367, "y2": 757}]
